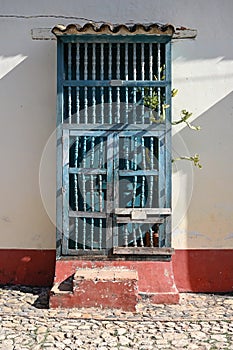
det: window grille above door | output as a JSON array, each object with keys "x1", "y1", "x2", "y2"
[{"x1": 53, "y1": 23, "x2": 174, "y2": 259}]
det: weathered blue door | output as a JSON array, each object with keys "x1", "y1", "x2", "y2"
[{"x1": 55, "y1": 33, "x2": 172, "y2": 257}]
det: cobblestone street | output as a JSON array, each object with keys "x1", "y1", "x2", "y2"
[{"x1": 0, "y1": 285, "x2": 232, "y2": 349}]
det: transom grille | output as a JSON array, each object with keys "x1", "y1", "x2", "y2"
[{"x1": 62, "y1": 42, "x2": 167, "y2": 125}]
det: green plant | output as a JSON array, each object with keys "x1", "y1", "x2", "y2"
[{"x1": 142, "y1": 84, "x2": 202, "y2": 168}]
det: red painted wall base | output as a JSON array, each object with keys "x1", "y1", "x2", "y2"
[
  {"x1": 0, "y1": 249, "x2": 232, "y2": 293},
  {"x1": 0, "y1": 249, "x2": 56, "y2": 287},
  {"x1": 173, "y1": 249, "x2": 233, "y2": 292}
]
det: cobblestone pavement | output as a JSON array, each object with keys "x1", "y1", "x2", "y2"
[{"x1": 0, "y1": 285, "x2": 233, "y2": 349}]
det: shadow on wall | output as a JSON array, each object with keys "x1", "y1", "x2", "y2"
[{"x1": 173, "y1": 91, "x2": 233, "y2": 292}]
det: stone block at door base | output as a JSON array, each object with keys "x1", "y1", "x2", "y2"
[
  {"x1": 50, "y1": 267, "x2": 138, "y2": 312},
  {"x1": 73, "y1": 268, "x2": 138, "y2": 311}
]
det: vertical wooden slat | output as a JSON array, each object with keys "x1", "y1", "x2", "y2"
[
  {"x1": 141, "y1": 43, "x2": 145, "y2": 124},
  {"x1": 125, "y1": 137, "x2": 130, "y2": 171},
  {"x1": 57, "y1": 41, "x2": 64, "y2": 126},
  {"x1": 116, "y1": 43, "x2": 121, "y2": 123},
  {"x1": 62, "y1": 129, "x2": 70, "y2": 254},
  {"x1": 124, "y1": 225, "x2": 128, "y2": 247},
  {"x1": 84, "y1": 43, "x2": 88, "y2": 123},
  {"x1": 83, "y1": 217, "x2": 86, "y2": 249},
  {"x1": 132, "y1": 136, "x2": 138, "y2": 208},
  {"x1": 149, "y1": 43, "x2": 153, "y2": 80},
  {"x1": 74, "y1": 136, "x2": 79, "y2": 249},
  {"x1": 149, "y1": 43, "x2": 153, "y2": 125},
  {"x1": 125, "y1": 43, "x2": 129, "y2": 123},
  {"x1": 92, "y1": 43, "x2": 96, "y2": 123},
  {"x1": 99, "y1": 137, "x2": 104, "y2": 212},
  {"x1": 68, "y1": 43, "x2": 72, "y2": 124},
  {"x1": 82, "y1": 136, "x2": 87, "y2": 211},
  {"x1": 139, "y1": 226, "x2": 144, "y2": 247},
  {"x1": 90, "y1": 136, "x2": 95, "y2": 249},
  {"x1": 90, "y1": 136, "x2": 95, "y2": 209},
  {"x1": 149, "y1": 226, "x2": 153, "y2": 247},
  {"x1": 56, "y1": 40, "x2": 64, "y2": 257},
  {"x1": 157, "y1": 43, "x2": 161, "y2": 120},
  {"x1": 76, "y1": 43, "x2": 80, "y2": 123},
  {"x1": 133, "y1": 43, "x2": 137, "y2": 123},
  {"x1": 75, "y1": 44, "x2": 80, "y2": 250},
  {"x1": 100, "y1": 43, "x2": 104, "y2": 123},
  {"x1": 99, "y1": 218, "x2": 103, "y2": 250},
  {"x1": 82, "y1": 135, "x2": 87, "y2": 249},
  {"x1": 133, "y1": 225, "x2": 137, "y2": 247},
  {"x1": 108, "y1": 43, "x2": 112, "y2": 124},
  {"x1": 149, "y1": 137, "x2": 154, "y2": 208},
  {"x1": 112, "y1": 133, "x2": 119, "y2": 248},
  {"x1": 106, "y1": 132, "x2": 115, "y2": 248},
  {"x1": 158, "y1": 135, "x2": 166, "y2": 247},
  {"x1": 164, "y1": 40, "x2": 172, "y2": 247},
  {"x1": 141, "y1": 137, "x2": 146, "y2": 207}
]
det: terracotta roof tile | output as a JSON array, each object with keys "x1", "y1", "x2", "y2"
[{"x1": 52, "y1": 22, "x2": 175, "y2": 36}]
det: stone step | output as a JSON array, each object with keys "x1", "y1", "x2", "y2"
[{"x1": 50, "y1": 267, "x2": 138, "y2": 311}]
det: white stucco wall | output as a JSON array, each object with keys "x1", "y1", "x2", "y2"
[{"x1": 0, "y1": 0, "x2": 233, "y2": 249}]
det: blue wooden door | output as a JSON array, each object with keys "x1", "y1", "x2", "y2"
[{"x1": 57, "y1": 38, "x2": 172, "y2": 257}]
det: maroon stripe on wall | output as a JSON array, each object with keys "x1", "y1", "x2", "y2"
[
  {"x1": 173, "y1": 249, "x2": 233, "y2": 292},
  {"x1": 0, "y1": 249, "x2": 56, "y2": 287},
  {"x1": 0, "y1": 249, "x2": 232, "y2": 292}
]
